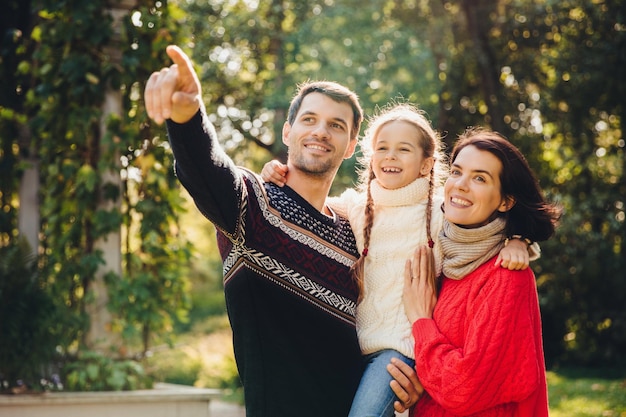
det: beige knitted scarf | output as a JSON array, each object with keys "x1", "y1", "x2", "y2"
[{"x1": 439, "y1": 217, "x2": 506, "y2": 280}]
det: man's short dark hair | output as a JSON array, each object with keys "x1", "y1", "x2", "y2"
[{"x1": 287, "y1": 81, "x2": 363, "y2": 140}]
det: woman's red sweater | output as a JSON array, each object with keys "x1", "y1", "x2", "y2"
[{"x1": 411, "y1": 257, "x2": 549, "y2": 417}]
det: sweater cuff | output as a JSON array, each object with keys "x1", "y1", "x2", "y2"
[
  {"x1": 166, "y1": 109, "x2": 206, "y2": 138},
  {"x1": 528, "y1": 242, "x2": 541, "y2": 261},
  {"x1": 412, "y1": 318, "x2": 439, "y2": 343}
]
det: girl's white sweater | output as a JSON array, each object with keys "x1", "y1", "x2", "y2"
[{"x1": 329, "y1": 177, "x2": 444, "y2": 358}]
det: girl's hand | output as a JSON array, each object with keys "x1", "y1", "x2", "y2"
[
  {"x1": 496, "y1": 238, "x2": 529, "y2": 270},
  {"x1": 261, "y1": 160, "x2": 289, "y2": 187},
  {"x1": 402, "y1": 246, "x2": 437, "y2": 323}
]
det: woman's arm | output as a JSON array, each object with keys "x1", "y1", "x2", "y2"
[{"x1": 408, "y1": 267, "x2": 542, "y2": 415}]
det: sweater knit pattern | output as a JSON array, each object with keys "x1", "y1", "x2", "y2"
[
  {"x1": 331, "y1": 177, "x2": 445, "y2": 358},
  {"x1": 221, "y1": 174, "x2": 358, "y2": 323},
  {"x1": 411, "y1": 259, "x2": 549, "y2": 417},
  {"x1": 440, "y1": 218, "x2": 506, "y2": 279}
]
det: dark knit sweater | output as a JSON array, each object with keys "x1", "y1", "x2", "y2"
[{"x1": 167, "y1": 110, "x2": 363, "y2": 417}]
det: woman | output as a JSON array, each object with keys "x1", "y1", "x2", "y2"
[{"x1": 401, "y1": 128, "x2": 561, "y2": 416}]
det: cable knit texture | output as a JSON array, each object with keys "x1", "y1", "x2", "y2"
[
  {"x1": 439, "y1": 218, "x2": 506, "y2": 279},
  {"x1": 330, "y1": 177, "x2": 444, "y2": 358},
  {"x1": 410, "y1": 254, "x2": 549, "y2": 416}
]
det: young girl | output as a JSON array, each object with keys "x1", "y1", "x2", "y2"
[
  {"x1": 262, "y1": 104, "x2": 533, "y2": 416},
  {"x1": 402, "y1": 128, "x2": 560, "y2": 416}
]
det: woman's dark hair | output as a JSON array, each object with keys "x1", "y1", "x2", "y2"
[
  {"x1": 287, "y1": 81, "x2": 364, "y2": 141},
  {"x1": 451, "y1": 127, "x2": 561, "y2": 242}
]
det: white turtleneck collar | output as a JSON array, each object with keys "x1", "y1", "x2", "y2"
[{"x1": 370, "y1": 176, "x2": 431, "y2": 207}]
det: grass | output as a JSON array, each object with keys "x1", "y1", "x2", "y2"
[{"x1": 547, "y1": 368, "x2": 626, "y2": 417}]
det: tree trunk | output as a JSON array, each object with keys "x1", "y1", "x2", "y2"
[
  {"x1": 460, "y1": 0, "x2": 508, "y2": 135},
  {"x1": 85, "y1": 0, "x2": 137, "y2": 353}
]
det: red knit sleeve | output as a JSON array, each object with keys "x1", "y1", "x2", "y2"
[{"x1": 412, "y1": 265, "x2": 543, "y2": 415}]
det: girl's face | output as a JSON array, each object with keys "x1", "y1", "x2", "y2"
[
  {"x1": 444, "y1": 145, "x2": 513, "y2": 228},
  {"x1": 371, "y1": 120, "x2": 433, "y2": 190}
]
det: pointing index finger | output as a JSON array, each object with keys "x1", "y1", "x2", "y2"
[{"x1": 166, "y1": 45, "x2": 198, "y2": 87}]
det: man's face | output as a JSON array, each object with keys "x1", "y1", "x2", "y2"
[{"x1": 283, "y1": 92, "x2": 357, "y2": 177}]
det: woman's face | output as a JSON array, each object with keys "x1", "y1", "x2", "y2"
[{"x1": 444, "y1": 145, "x2": 512, "y2": 228}]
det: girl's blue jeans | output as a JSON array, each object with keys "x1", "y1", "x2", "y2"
[{"x1": 348, "y1": 349, "x2": 415, "y2": 417}]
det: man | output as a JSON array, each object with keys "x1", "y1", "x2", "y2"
[{"x1": 145, "y1": 45, "x2": 421, "y2": 417}]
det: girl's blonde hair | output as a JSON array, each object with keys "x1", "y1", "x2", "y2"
[{"x1": 351, "y1": 102, "x2": 446, "y2": 300}]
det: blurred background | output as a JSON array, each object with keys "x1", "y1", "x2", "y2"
[{"x1": 1, "y1": 0, "x2": 624, "y2": 414}]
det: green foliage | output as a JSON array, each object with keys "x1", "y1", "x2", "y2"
[
  {"x1": 0, "y1": 239, "x2": 62, "y2": 391},
  {"x1": 0, "y1": 0, "x2": 28, "y2": 241},
  {"x1": 195, "y1": 351, "x2": 240, "y2": 391},
  {"x1": 29, "y1": 0, "x2": 194, "y2": 354},
  {"x1": 63, "y1": 351, "x2": 152, "y2": 391},
  {"x1": 26, "y1": 0, "x2": 117, "y2": 353},
  {"x1": 144, "y1": 349, "x2": 202, "y2": 387},
  {"x1": 107, "y1": 241, "x2": 192, "y2": 352},
  {"x1": 1, "y1": 0, "x2": 194, "y2": 390},
  {"x1": 176, "y1": 280, "x2": 226, "y2": 332},
  {"x1": 144, "y1": 321, "x2": 242, "y2": 401},
  {"x1": 513, "y1": 0, "x2": 626, "y2": 367}
]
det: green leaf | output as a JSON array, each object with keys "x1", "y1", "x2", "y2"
[
  {"x1": 86, "y1": 363, "x2": 99, "y2": 381},
  {"x1": 77, "y1": 164, "x2": 98, "y2": 192}
]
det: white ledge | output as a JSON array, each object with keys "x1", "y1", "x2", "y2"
[{"x1": 0, "y1": 383, "x2": 222, "y2": 417}]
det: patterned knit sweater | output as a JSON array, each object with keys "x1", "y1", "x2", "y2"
[
  {"x1": 330, "y1": 177, "x2": 444, "y2": 358},
  {"x1": 410, "y1": 257, "x2": 549, "y2": 417},
  {"x1": 167, "y1": 110, "x2": 363, "y2": 417}
]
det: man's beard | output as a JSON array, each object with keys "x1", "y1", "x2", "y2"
[{"x1": 289, "y1": 152, "x2": 337, "y2": 178}]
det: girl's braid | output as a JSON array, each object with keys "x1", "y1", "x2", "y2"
[
  {"x1": 426, "y1": 165, "x2": 435, "y2": 249},
  {"x1": 426, "y1": 165, "x2": 441, "y2": 292},
  {"x1": 350, "y1": 168, "x2": 376, "y2": 301}
]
